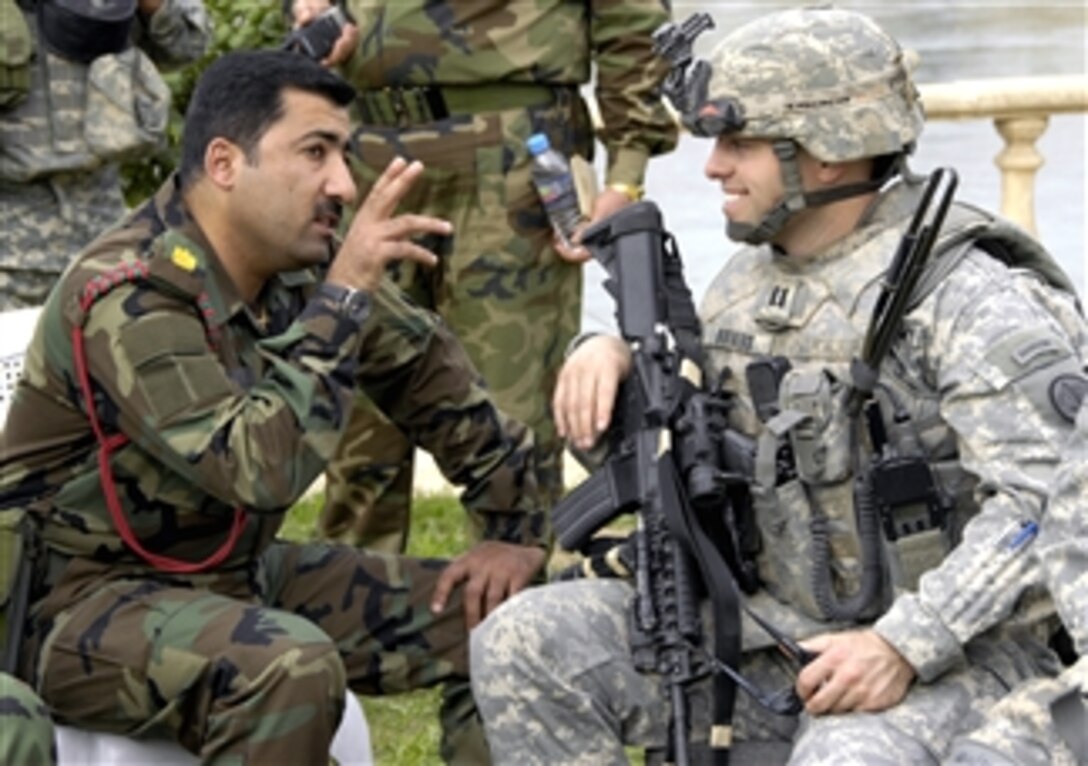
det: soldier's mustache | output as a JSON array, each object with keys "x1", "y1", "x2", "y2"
[{"x1": 314, "y1": 200, "x2": 343, "y2": 229}]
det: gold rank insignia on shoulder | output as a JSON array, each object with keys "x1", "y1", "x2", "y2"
[{"x1": 171, "y1": 245, "x2": 198, "y2": 272}]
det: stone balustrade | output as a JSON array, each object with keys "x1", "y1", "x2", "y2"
[{"x1": 918, "y1": 74, "x2": 1088, "y2": 237}]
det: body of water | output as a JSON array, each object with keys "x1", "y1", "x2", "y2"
[{"x1": 581, "y1": 1, "x2": 1087, "y2": 332}]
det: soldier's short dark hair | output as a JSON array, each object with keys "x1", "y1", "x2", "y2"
[{"x1": 179, "y1": 49, "x2": 356, "y2": 187}]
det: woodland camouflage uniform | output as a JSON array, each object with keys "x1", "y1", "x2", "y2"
[
  {"x1": 321, "y1": 0, "x2": 678, "y2": 551},
  {"x1": 0, "y1": 0, "x2": 209, "y2": 309},
  {"x1": 0, "y1": 672, "x2": 54, "y2": 765},
  {"x1": 0, "y1": 175, "x2": 547, "y2": 764}
]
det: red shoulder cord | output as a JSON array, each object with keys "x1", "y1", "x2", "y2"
[{"x1": 71, "y1": 263, "x2": 247, "y2": 574}]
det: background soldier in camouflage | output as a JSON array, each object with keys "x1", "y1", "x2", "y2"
[
  {"x1": 0, "y1": 0, "x2": 210, "y2": 309},
  {"x1": 946, "y1": 401, "x2": 1088, "y2": 765},
  {"x1": 0, "y1": 672, "x2": 54, "y2": 765},
  {"x1": 470, "y1": 8, "x2": 1088, "y2": 764},
  {"x1": 288, "y1": 0, "x2": 679, "y2": 552},
  {"x1": 1, "y1": 50, "x2": 547, "y2": 764}
]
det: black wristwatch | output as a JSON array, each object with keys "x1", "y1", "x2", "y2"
[{"x1": 316, "y1": 282, "x2": 371, "y2": 324}]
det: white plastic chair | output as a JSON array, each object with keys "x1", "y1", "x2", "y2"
[
  {"x1": 1, "y1": 308, "x2": 374, "y2": 763},
  {"x1": 54, "y1": 692, "x2": 374, "y2": 765},
  {"x1": 0, "y1": 306, "x2": 41, "y2": 428}
]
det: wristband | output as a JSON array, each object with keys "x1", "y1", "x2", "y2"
[
  {"x1": 316, "y1": 282, "x2": 370, "y2": 324},
  {"x1": 607, "y1": 182, "x2": 644, "y2": 202}
]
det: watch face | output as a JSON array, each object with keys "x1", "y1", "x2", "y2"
[{"x1": 343, "y1": 290, "x2": 369, "y2": 321}]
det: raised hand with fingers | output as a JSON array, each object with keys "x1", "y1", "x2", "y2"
[{"x1": 326, "y1": 157, "x2": 452, "y2": 292}]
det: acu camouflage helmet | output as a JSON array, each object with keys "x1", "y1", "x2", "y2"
[{"x1": 691, "y1": 7, "x2": 924, "y2": 163}]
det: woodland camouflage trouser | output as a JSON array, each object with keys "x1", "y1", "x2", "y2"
[
  {"x1": 320, "y1": 93, "x2": 590, "y2": 552},
  {"x1": 19, "y1": 542, "x2": 483, "y2": 764},
  {"x1": 0, "y1": 672, "x2": 55, "y2": 765}
]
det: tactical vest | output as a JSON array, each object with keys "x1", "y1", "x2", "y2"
[
  {"x1": 0, "y1": 6, "x2": 169, "y2": 183},
  {"x1": 701, "y1": 191, "x2": 1080, "y2": 625}
]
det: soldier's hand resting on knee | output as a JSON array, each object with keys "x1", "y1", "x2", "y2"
[
  {"x1": 431, "y1": 542, "x2": 547, "y2": 629},
  {"x1": 796, "y1": 629, "x2": 916, "y2": 715}
]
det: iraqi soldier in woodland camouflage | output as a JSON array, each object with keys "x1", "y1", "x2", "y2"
[
  {"x1": 946, "y1": 401, "x2": 1088, "y2": 765},
  {"x1": 469, "y1": 8, "x2": 1088, "y2": 764},
  {"x1": 287, "y1": 0, "x2": 679, "y2": 552},
  {"x1": 0, "y1": 0, "x2": 210, "y2": 309},
  {"x1": 0, "y1": 672, "x2": 55, "y2": 765},
  {"x1": 0, "y1": 50, "x2": 547, "y2": 764}
]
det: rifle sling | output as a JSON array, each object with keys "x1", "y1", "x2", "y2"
[{"x1": 660, "y1": 456, "x2": 740, "y2": 765}]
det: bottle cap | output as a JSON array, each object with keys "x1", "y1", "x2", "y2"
[{"x1": 526, "y1": 133, "x2": 550, "y2": 156}]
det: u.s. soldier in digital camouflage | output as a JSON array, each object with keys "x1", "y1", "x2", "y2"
[
  {"x1": 0, "y1": 672, "x2": 55, "y2": 765},
  {"x1": 287, "y1": 0, "x2": 679, "y2": 552},
  {"x1": 0, "y1": 50, "x2": 548, "y2": 764},
  {"x1": 946, "y1": 401, "x2": 1088, "y2": 765},
  {"x1": 0, "y1": 0, "x2": 211, "y2": 310},
  {"x1": 468, "y1": 8, "x2": 1088, "y2": 764}
]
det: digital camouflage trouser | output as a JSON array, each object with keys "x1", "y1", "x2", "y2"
[
  {"x1": 20, "y1": 542, "x2": 482, "y2": 764},
  {"x1": 945, "y1": 656, "x2": 1088, "y2": 766},
  {"x1": 320, "y1": 94, "x2": 590, "y2": 551},
  {"x1": 0, "y1": 167, "x2": 127, "y2": 310},
  {"x1": 0, "y1": 672, "x2": 55, "y2": 765},
  {"x1": 470, "y1": 579, "x2": 1062, "y2": 766}
]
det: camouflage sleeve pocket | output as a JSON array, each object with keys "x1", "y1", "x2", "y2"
[
  {"x1": 120, "y1": 314, "x2": 233, "y2": 424},
  {"x1": 977, "y1": 325, "x2": 1087, "y2": 427}
]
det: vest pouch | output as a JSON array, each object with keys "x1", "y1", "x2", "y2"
[
  {"x1": 869, "y1": 454, "x2": 953, "y2": 593},
  {"x1": 750, "y1": 475, "x2": 825, "y2": 619},
  {"x1": 0, "y1": 0, "x2": 32, "y2": 109},
  {"x1": 882, "y1": 528, "x2": 945, "y2": 596},
  {"x1": 84, "y1": 47, "x2": 170, "y2": 162},
  {"x1": 779, "y1": 369, "x2": 852, "y2": 485}
]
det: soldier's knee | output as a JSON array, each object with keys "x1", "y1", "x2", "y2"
[
  {"x1": 220, "y1": 616, "x2": 347, "y2": 713},
  {"x1": 470, "y1": 581, "x2": 629, "y2": 691},
  {"x1": 470, "y1": 590, "x2": 537, "y2": 682}
]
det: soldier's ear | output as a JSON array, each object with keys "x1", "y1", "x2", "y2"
[{"x1": 204, "y1": 138, "x2": 244, "y2": 189}]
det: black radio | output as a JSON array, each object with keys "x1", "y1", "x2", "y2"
[{"x1": 284, "y1": 6, "x2": 348, "y2": 62}]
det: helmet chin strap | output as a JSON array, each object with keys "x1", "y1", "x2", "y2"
[{"x1": 726, "y1": 140, "x2": 903, "y2": 245}]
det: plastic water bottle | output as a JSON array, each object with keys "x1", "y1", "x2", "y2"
[{"x1": 526, "y1": 133, "x2": 583, "y2": 245}]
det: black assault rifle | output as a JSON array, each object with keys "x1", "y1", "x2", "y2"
[{"x1": 552, "y1": 201, "x2": 755, "y2": 766}]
